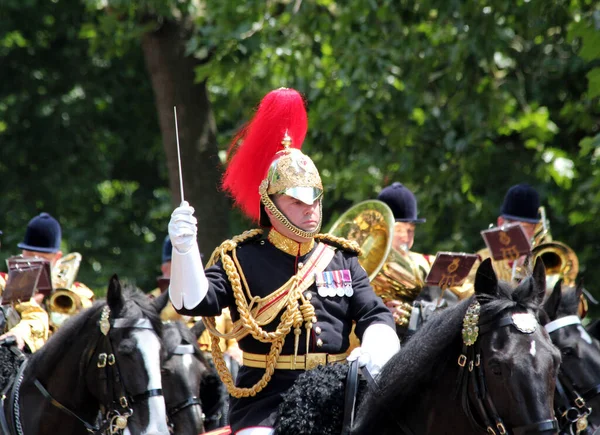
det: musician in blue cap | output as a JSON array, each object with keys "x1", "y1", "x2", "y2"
[
  {"x1": 0, "y1": 213, "x2": 58, "y2": 351},
  {"x1": 458, "y1": 183, "x2": 543, "y2": 294},
  {"x1": 496, "y1": 183, "x2": 541, "y2": 241},
  {"x1": 376, "y1": 182, "x2": 433, "y2": 327}
]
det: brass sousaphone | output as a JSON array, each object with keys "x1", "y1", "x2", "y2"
[
  {"x1": 509, "y1": 206, "x2": 579, "y2": 288},
  {"x1": 328, "y1": 200, "x2": 427, "y2": 308}
]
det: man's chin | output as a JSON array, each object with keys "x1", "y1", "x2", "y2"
[{"x1": 298, "y1": 222, "x2": 319, "y2": 233}]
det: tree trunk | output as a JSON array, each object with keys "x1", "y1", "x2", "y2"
[{"x1": 141, "y1": 20, "x2": 228, "y2": 255}]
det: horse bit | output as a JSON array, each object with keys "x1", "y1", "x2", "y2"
[
  {"x1": 32, "y1": 305, "x2": 164, "y2": 435},
  {"x1": 458, "y1": 301, "x2": 559, "y2": 435},
  {"x1": 545, "y1": 315, "x2": 599, "y2": 435}
]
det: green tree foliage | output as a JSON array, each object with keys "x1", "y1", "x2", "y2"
[
  {"x1": 1, "y1": 0, "x2": 599, "y2": 304},
  {"x1": 0, "y1": 0, "x2": 169, "y2": 292}
]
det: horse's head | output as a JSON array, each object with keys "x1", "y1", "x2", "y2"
[
  {"x1": 543, "y1": 280, "x2": 600, "y2": 432},
  {"x1": 160, "y1": 318, "x2": 208, "y2": 435},
  {"x1": 470, "y1": 258, "x2": 561, "y2": 434},
  {"x1": 85, "y1": 275, "x2": 169, "y2": 435}
]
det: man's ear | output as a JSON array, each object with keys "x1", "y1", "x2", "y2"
[{"x1": 53, "y1": 251, "x2": 63, "y2": 266}]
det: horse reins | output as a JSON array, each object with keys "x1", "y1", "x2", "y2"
[
  {"x1": 457, "y1": 302, "x2": 559, "y2": 435},
  {"x1": 26, "y1": 305, "x2": 164, "y2": 435},
  {"x1": 545, "y1": 315, "x2": 599, "y2": 434}
]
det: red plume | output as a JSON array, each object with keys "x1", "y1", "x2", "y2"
[{"x1": 222, "y1": 88, "x2": 308, "y2": 221}]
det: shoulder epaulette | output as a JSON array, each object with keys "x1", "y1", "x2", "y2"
[
  {"x1": 315, "y1": 233, "x2": 362, "y2": 256},
  {"x1": 205, "y1": 229, "x2": 264, "y2": 268}
]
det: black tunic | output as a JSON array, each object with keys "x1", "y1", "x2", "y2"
[{"x1": 176, "y1": 234, "x2": 394, "y2": 431}]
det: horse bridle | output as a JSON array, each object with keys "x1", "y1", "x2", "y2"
[
  {"x1": 165, "y1": 343, "x2": 202, "y2": 421},
  {"x1": 545, "y1": 315, "x2": 600, "y2": 434},
  {"x1": 32, "y1": 305, "x2": 164, "y2": 435},
  {"x1": 457, "y1": 301, "x2": 559, "y2": 435}
]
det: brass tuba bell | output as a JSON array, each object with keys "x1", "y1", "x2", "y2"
[
  {"x1": 49, "y1": 252, "x2": 95, "y2": 329},
  {"x1": 328, "y1": 200, "x2": 428, "y2": 305},
  {"x1": 519, "y1": 206, "x2": 579, "y2": 287}
]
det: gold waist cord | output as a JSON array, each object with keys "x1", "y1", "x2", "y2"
[{"x1": 205, "y1": 229, "x2": 315, "y2": 398}]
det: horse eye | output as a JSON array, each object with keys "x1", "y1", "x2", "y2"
[
  {"x1": 561, "y1": 347, "x2": 576, "y2": 357},
  {"x1": 489, "y1": 362, "x2": 502, "y2": 376},
  {"x1": 117, "y1": 338, "x2": 137, "y2": 356}
]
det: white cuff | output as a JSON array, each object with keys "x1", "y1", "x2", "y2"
[
  {"x1": 359, "y1": 323, "x2": 400, "y2": 377},
  {"x1": 236, "y1": 428, "x2": 274, "y2": 435},
  {"x1": 169, "y1": 242, "x2": 209, "y2": 310}
]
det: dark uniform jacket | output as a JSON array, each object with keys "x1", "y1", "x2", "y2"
[{"x1": 176, "y1": 234, "x2": 394, "y2": 431}]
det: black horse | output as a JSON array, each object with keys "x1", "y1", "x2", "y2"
[
  {"x1": 160, "y1": 318, "x2": 227, "y2": 435},
  {"x1": 0, "y1": 275, "x2": 170, "y2": 435},
  {"x1": 275, "y1": 258, "x2": 561, "y2": 435},
  {"x1": 543, "y1": 280, "x2": 600, "y2": 434}
]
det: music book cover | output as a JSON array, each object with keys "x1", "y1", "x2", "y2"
[
  {"x1": 425, "y1": 252, "x2": 479, "y2": 289},
  {"x1": 480, "y1": 223, "x2": 531, "y2": 261},
  {"x1": 2, "y1": 267, "x2": 42, "y2": 305},
  {"x1": 5, "y1": 256, "x2": 53, "y2": 298}
]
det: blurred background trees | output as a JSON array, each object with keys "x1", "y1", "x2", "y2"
[{"x1": 0, "y1": 0, "x2": 598, "y2": 303}]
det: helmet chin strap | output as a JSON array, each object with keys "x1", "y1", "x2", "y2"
[{"x1": 261, "y1": 194, "x2": 322, "y2": 239}]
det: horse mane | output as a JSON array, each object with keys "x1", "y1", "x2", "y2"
[
  {"x1": 357, "y1": 275, "x2": 543, "y2": 428},
  {"x1": 29, "y1": 286, "x2": 161, "y2": 379}
]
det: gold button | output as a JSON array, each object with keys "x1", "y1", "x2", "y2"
[
  {"x1": 312, "y1": 316, "x2": 317, "y2": 324},
  {"x1": 315, "y1": 326, "x2": 322, "y2": 334},
  {"x1": 305, "y1": 293, "x2": 312, "y2": 301},
  {"x1": 316, "y1": 338, "x2": 323, "y2": 347},
  {"x1": 298, "y1": 262, "x2": 304, "y2": 269}
]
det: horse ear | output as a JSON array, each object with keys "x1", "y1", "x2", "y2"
[
  {"x1": 152, "y1": 290, "x2": 169, "y2": 313},
  {"x1": 475, "y1": 258, "x2": 498, "y2": 295},
  {"x1": 190, "y1": 319, "x2": 207, "y2": 340},
  {"x1": 543, "y1": 279, "x2": 562, "y2": 320},
  {"x1": 575, "y1": 279, "x2": 584, "y2": 301},
  {"x1": 531, "y1": 257, "x2": 547, "y2": 304},
  {"x1": 107, "y1": 274, "x2": 124, "y2": 311}
]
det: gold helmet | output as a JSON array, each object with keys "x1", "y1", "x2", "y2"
[
  {"x1": 222, "y1": 88, "x2": 323, "y2": 238},
  {"x1": 259, "y1": 136, "x2": 324, "y2": 238}
]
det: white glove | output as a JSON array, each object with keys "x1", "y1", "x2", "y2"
[
  {"x1": 168, "y1": 202, "x2": 209, "y2": 310},
  {"x1": 347, "y1": 323, "x2": 400, "y2": 378},
  {"x1": 168, "y1": 201, "x2": 198, "y2": 254}
]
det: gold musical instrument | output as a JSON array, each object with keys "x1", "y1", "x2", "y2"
[
  {"x1": 529, "y1": 207, "x2": 578, "y2": 287},
  {"x1": 52, "y1": 252, "x2": 82, "y2": 290},
  {"x1": 49, "y1": 252, "x2": 95, "y2": 329},
  {"x1": 328, "y1": 200, "x2": 428, "y2": 307}
]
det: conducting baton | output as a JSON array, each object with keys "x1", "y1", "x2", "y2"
[{"x1": 173, "y1": 106, "x2": 185, "y2": 203}]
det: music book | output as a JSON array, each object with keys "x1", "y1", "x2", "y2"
[
  {"x1": 480, "y1": 223, "x2": 531, "y2": 261},
  {"x1": 5, "y1": 256, "x2": 53, "y2": 299},
  {"x1": 2, "y1": 267, "x2": 43, "y2": 305},
  {"x1": 425, "y1": 252, "x2": 479, "y2": 289}
]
